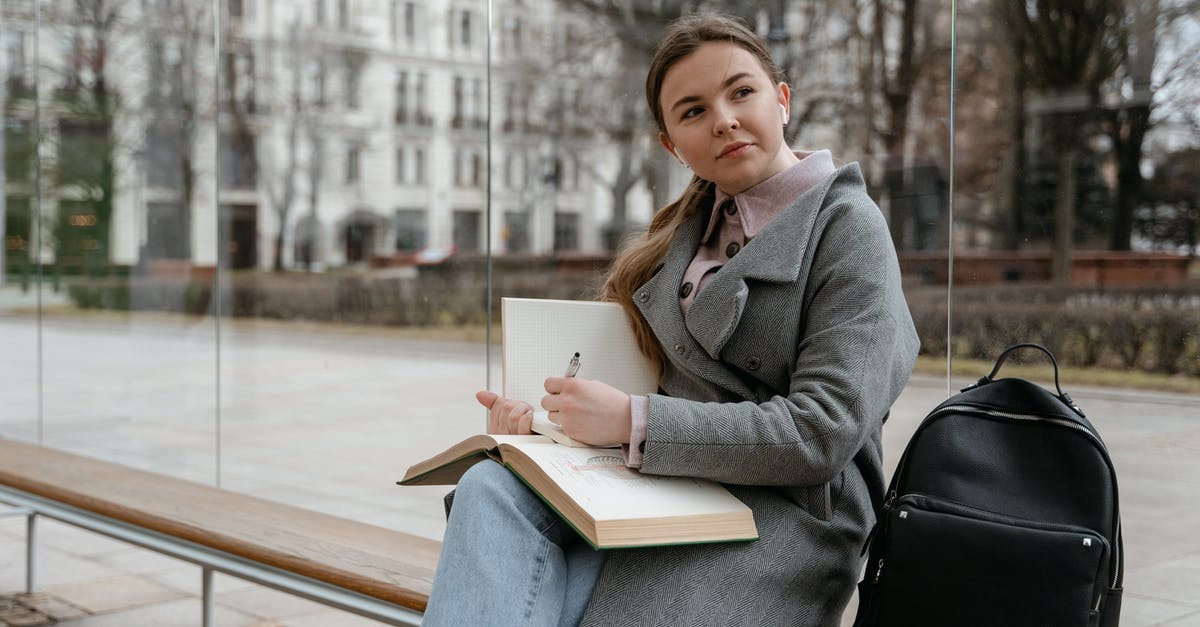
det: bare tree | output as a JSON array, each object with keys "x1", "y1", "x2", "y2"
[
  {"x1": 258, "y1": 19, "x2": 310, "y2": 272},
  {"x1": 141, "y1": 0, "x2": 212, "y2": 262},
  {"x1": 999, "y1": 0, "x2": 1124, "y2": 282}
]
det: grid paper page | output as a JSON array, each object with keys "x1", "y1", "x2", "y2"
[{"x1": 502, "y1": 298, "x2": 657, "y2": 405}]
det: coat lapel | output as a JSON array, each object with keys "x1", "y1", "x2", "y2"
[
  {"x1": 633, "y1": 164, "x2": 860, "y2": 397},
  {"x1": 685, "y1": 166, "x2": 848, "y2": 357}
]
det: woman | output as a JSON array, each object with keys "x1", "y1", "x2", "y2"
[{"x1": 424, "y1": 13, "x2": 919, "y2": 626}]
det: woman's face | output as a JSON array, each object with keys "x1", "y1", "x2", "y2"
[{"x1": 657, "y1": 41, "x2": 795, "y2": 196}]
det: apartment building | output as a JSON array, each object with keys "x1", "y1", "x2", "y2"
[{"x1": 2, "y1": 0, "x2": 674, "y2": 276}]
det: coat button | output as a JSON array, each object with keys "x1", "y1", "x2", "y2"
[
  {"x1": 746, "y1": 356, "x2": 762, "y2": 370},
  {"x1": 725, "y1": 241, "x2": 741, "y2": 258},
  {"x1": 723, "y1": 200, "x2": 738, "y2": 215},
  {"x1": 678, "y1": 282, "x2": 693, "y2": 298},
  {"x1": 638, "y1": 290, "x2": 649, "y2": 302},
  {"x1": 674, "y1": 342, "x2": 684, "y2": 353}
]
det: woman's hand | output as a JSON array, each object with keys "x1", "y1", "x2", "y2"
[
  {"x1": 476, "y1": 391, "x2": 535, "y2": 435},
  {"x1": 541, "y1": 377, "x2": 632, "y2": 446}
]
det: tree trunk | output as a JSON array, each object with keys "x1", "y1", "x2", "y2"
[
  {"x1": 1053, "y1": 146, "x2": 1078, "y2": 284},
  {"x1": 1004, "y1": 26, "x2": 1027, "y2": 250},
  {"x1": 1109, "y1": 104, "x2": 1149, "y2": 250},
  {"x1": 882, "y1": 0, "x2": 918, "y2": 251}
]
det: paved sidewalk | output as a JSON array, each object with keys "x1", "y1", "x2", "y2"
[{"x1": 1, "y1": 314, "x2": 1198, "y2": 625}]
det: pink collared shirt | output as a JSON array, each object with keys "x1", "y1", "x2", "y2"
[{"x1": 624, "y1": 150, "x2": 837, "y2": 468}]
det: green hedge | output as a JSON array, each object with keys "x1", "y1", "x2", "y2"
[
  {"x1": 66, "y1": 273, "x2": 1200, "y2": 376},
  {"x1": 908, "y1": 285, "x2": 1200, "y2": 376}
]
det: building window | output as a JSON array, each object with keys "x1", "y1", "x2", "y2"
[
  {"x1": 3, "y1": 31, "x2": 29, "y2": 95},
  {"x1": 554, "y1": 212, "x2": 579, "y2": 251},
  {"x1": 220, "y1": 203, "x2": 258, "y2": 269},
  {"x1": 314, "y1": 0, "x2": 325, "y2": 24},
  {"x1": 4, "y1": 118, "x2": 34, "y2": 183},
  {"x1": 502, "y1": 16, "x2": 523, "y2": 56},
  {"x1": 345, "y1": 144, "x2": 360, "y2": 183},
  {"x1": 504, "y1": 210, "x2": 530, "y2": 253},
  {"x1": 309, "y1": 60, "x2": 327, "y2": 107},
  {"x1": 471, "y1": 152, "x2": 483, "y2": 188},
  {"x1": 452, "y1": 76, "x2": 464, "y2": 128},
  {"x1": 452, "y1": 148, "x2": 463, "y2": 187},
  {"x1": 221, "y1": 50, "x2": 256, "y2": 113},
  {"x1": 452, "y1": 209, "x2": 481, "y2": 252},
  {"x1": 220, "y1": 132, "x2": 258, "y2": 189},
  {"x1": 344, "y1": 214, "x2": 377, "y2": 263},
  {"x1": 145, "y1": 201, "x2": 190, "y2": 260},
  {"x1": 414, "y1": 147, "x2": 426, "y2": 184},
  {"x1": 395, "y1": 70, "x2": 408, "y2": 124},
  {"x1": 59, "y1": 35, "x2": 84, "y2": 91},
  {"x1": 337, "y1": 0, "x2": 349, "y2": 29},
  {"x1": 415, "y1": 72, "x2": 429, "y2": 124},
  {"x1": 471, "y1": 78, "x2": 484, "y2": 128},
  {"x1": 145, "y1": 126, "x2": 182, "y2": 188},
  {"x1": 394, "y1": 1, "x2": 416, "y2": 42},
  {"x1": 394, "y1": 209, "x2": 427, "y2": 251},
  {"x1": 503, "y1": 83, "x2": 516, "y2": 132},
  {"x1": 344, "y1": 55, "x2": 361, "y2": 109},
  {"x1": 57, "y1": 121, "x2": 105, "y2": 186},
  {"x1": 460, "y1": 9, "x2": 472, "y2": 48}
]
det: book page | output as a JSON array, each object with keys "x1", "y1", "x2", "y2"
[
  {"x1": 502, "y1": 298, "x2": 657, "y2": 407},
  {"x1": 506, "y1": 441, "x2": 748, "y2": 522}
]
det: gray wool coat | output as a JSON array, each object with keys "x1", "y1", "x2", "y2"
[{"x1": 578, "y1": 163, "x2": 920, "y2": 627}]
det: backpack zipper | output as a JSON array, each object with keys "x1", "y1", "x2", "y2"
[{"x1": 888, "y1": 404, "x2": 1123, "y2": 592}]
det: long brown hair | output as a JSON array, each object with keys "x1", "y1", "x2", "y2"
[{"x1": 599, "y1": 14, "x2": 787, "y2": 373}]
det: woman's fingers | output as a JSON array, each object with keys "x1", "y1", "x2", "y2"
[
  {"x1": 480, "y1": 392, "x2": 536, "y2": 435},
  {"x1": 476, "y1": 390, "x2": 500, "y2": 409},
  {"x1": 500, "y1": 399, "x2": 534, "y2": 435}
]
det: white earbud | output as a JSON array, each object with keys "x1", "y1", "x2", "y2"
[
  {"x1": 673, "y1": 149, "x2": 690, "y2": 169},
  {"x1": 779, "y1": 103, "x2": 789, "y2": 125}
]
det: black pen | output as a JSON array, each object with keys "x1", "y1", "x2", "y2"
[{"x1": 565, "y1": 352, "x2": 581, "y2": 378}]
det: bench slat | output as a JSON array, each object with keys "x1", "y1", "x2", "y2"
[{"x1": 0, "y1": 438, "x2": 438, "y2": 611}]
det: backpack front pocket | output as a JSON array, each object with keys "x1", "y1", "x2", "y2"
[{"x1": 873, "y1": 494, "x2": 1108, "y2": 627}]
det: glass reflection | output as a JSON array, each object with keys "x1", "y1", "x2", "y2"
[
  {"x1": 4, "y1": 0, "x2": 220, "y2": 482},
  {"x1": 951, "y1": 3, "x2": 1200, "y2": 623},
  {"x1": 949, "y1": 1, "x2": 1198, "y2": 375},
  {"x1": 214, "y1": 0, "x2": 490, "y2": 538},
  {"x1": 1, "y1": 2, "x2": 41, "y2": 442}
]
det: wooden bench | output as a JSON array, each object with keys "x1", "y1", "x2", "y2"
[{"x1": 0, "y1": 438, "x2": 439, "y2": 625}]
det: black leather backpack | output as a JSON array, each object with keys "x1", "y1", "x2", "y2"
[{"x1": 853, "y1": 344, "x2": 1123, "y2": 627}]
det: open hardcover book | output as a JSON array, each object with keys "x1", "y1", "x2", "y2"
[
  {"x1": 398, "y1": 298, "x2": 758, "y2": 549},
  {"x1": 399, "y1": 433, "x2": 758, "y2": 548}
]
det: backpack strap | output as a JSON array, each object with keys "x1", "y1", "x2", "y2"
[{"x1": 976, "y1": 343, "x2": 1085, "y2": 418}]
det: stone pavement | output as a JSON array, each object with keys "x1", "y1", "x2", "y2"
[{"x1": 1, "y1": 310, "x2": 1199, "y2": 625}]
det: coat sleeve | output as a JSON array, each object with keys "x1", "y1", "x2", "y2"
[{"x1": 639, "y1": 197, "x2": 920, "y2": 487}]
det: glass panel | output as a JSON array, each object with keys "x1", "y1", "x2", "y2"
[
  {"x1": 1, "y1": 1, "x2": 41, "y2": 442},
  {"x1": 951, "y1": 2, "x2": 1200, "y2": 621},
  {"x1": 25, "y1": 0, "x2": 220, "y2": 482},
  {"x1": 487, "y1": 0, "x2": 951, "y2": 434},
  {"x1": 213, "y1": 0, "x2": 490, "y2": 539}
]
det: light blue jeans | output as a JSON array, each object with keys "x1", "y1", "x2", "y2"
[{"x1": 423, "y1": 459, "x2": 607, "y2": 627}]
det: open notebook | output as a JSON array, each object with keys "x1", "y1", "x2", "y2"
[{"x1": 502, "y1": 297, "x2": 659, "y2": 446}]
